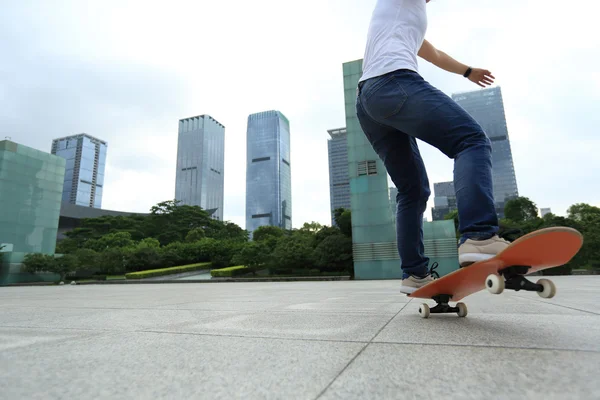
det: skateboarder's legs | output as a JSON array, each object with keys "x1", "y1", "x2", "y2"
[{"x1": 356, "y1": 68, "x2": 500, "y2": 279}]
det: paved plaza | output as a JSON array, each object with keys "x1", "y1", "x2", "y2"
[{"x1": 1, "y1": 276, "x2": 599, "y2": 399}]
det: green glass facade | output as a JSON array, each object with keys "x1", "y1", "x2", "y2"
[
  {"x1": 343, "y1": 60, "x2": 459, "y2": 279},
  {"x1": 343, "y1": 59, "x2": 400, "y2": 279},
  {"x1": 0, "y1": 140, "x2": 65, "y2": 284}
]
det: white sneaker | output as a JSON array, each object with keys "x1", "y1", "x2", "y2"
[
  {"x1": 400, "y1": 275, "x2": 435, "y2": 294},
  {"x1": 458, "y1": 235, "x2": 510, "y2": 267}
]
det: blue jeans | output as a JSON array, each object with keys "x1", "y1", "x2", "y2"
[{"x1": 356, "y1": 69, "x2": 499, "y2": 279}]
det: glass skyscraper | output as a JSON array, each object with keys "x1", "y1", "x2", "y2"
[
  {"x1": 51, "y1": 133, "x2": 107, "y2": 208},
  {"x1": 175, "y1": 114, "x2": 225, "y2": 221},
  {"x1": 327, "y1": 127, "x2": 351, "y2": 225},
  {"x1": 245, "y1": 110, "x2": 291, "y2": 235},
  {"x1": 452, "y1": 87, "x2": 519, "y2": 217}
]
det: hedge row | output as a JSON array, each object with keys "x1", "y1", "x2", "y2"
[
  {"x1": 125, "y1": 262, "x2": 212, "y2": 279},
  {"x1": 210, "y1": 266, "x2": 249, "y2": 277}
]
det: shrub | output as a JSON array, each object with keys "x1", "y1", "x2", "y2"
[
  {"x1": 231, "y1": 241, "x2": 268, "y2": 273},
  {"x1": 125, "y1": 262, "x2": 211, "y2": 279},
  {"x1": 313, "y1": 234, "x2": 353, "y2": 273},
  {"x1": 95, "y1": 247, "x2": 133, "y2": 275},
  {"x1": 210, "y1": 265, "x2": 249, "y2": 277},
  {"x1": 268, "y1": 235, "x2": 314, "y2": 271},
  {"x1": 126, "y1": 246, "x2": 163, "y2": 272},
  {"x1": 22, "y1": 253, "x2": 80, "y2": 282}
]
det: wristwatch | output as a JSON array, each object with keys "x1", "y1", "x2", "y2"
[{"x1": 463, "y1": 67, "x2": 473, "y2": 78}]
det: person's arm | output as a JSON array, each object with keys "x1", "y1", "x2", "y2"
[{"x1": 418, "y1": 39, "x2": 495, "y2": 87}]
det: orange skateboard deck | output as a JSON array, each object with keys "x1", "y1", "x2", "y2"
[{"x1": 408, "y1": 227, "x2": 583, "y2": 318}]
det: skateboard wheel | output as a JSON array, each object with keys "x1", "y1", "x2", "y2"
[
  {"x1": 536, "y1": 279, "x2": 556, "y2": 299},
  {"x1": 486, "y1": 274, "x2": 505, "y2": 295},
  {"x1": 457, "y1": 302, "x2": 468, "y2": 317},
  {"x1": 419, "y1": 304, "x2": 430, "y2": 319}
]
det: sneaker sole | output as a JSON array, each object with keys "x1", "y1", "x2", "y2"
[
  {"x1": 400, "y1": 285, "x2": 418, "y2": 294},
  {"x1": 458, "y1": 252, "x2": 495, "y2": 267}
]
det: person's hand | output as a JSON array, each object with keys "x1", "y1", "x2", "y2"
[{"x1": 468, "y1": 68, "x2": 495, "y2": 87}]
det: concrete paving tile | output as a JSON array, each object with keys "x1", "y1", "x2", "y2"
[
  {"x1": 155, "y1": 301, "x2": 281, "y2": 312},
  {"x1": 1, "y1": 307, "x2": 233, "y2": 332},
  {"x1": 319, "y1": 343, "x2": 600, "y2": 400},
  {"x1": 273, "y1": 300, "x2": 408, "y2": 314},
  {"x1": 0, "y1": 307, "x2": 109, "y2": 327},
  {"x1": 375, "y1": 301, "x2": 600, "y2": 351},
  {"x1": 0, "y1": 331, "x2": 365, "y2": 400},
  {"x1": 179, "y1": 311, "x2": 393, "y2": 341},
  {"x1": 514, "y1": 276, "x2": 600, "y2": 314},
  {"x1": 0, "y1": 327, "x2": 106, "y2": 352}
]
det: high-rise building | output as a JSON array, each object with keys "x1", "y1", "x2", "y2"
[
  {"x1": 1, "y1": 140, "x2": 65, "y2": 255},
  {"x1": 452, "y1": 87, "x2": 518, "y2": 217},
  {"x1": 245, "y1": 110, "x2": 291, "y2": 235},
  {"x1": 51, "y1": 133, "x2": 107, "y2": 208},
  {"x1": 175, "y1": 115, "x2": 225, "y2": 221},
  {"x1": 327, "y1": 127, "x2": 351, "y2": 225},
  {"x1": 431, "y1": 181, "x2": 457, "y2": 221},
  {"x1": 540, "y1": 208, "x2": 552, "y2": 217}
]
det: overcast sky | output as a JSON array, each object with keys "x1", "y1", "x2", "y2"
[{"x1": 1, "y1": 0, "x2": 598, "y2": 229}]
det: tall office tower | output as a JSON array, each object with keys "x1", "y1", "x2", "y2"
[
  {"x1": 245, "y1": 110, "x2": 292, "y2": 235},
  {"x1": 51, "y1": 133, "x2": 107, "y2": 208},
  {"x1": 540, "y1": 208, "x2": 552, "y2": 217},
  {"x1": 431, "y1": 181, "x2": 457, "y2": 221},
  {"x1": 175, "y1": 114, "x2": 225, "y2": 221},
  {"x1": 452, "y1": 87, "x2": 518, "y2": 217},
  {"x1": 327, "y1": 127, "x2": 351, "y2": 225}
]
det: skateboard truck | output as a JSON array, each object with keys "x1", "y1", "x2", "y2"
[
  {"x1": 486, "y1": 265, "x2": 557, "y2": 298},
  {"x1": 419, "y1": 294, "x2": 467, "y2": 319}
]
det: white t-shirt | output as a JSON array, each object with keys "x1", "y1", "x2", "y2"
[{"x1": 359, "y1": 0, "x2": 428, "y2": 83}]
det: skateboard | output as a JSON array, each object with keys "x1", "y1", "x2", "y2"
[{"x1": 408, "y1": 227, "x2": 583, "y2": 318}]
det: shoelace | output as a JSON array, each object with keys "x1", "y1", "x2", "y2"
[{"x1": 429, "y1": 262, "x2": 440, "y2": 279}]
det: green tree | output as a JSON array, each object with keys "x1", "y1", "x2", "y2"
[
  {"x1": 55, "y1": 238, "x2": 80, "y2": 254},
  {"x1": 444, "y1": 209, "x2": 459, "y2": 236},
  {"x1": 185, "y1": 228, "x2": 206, "y2": 242},
  {"x1": 95, "y1": 247, "x2": 133, "y2": 275},
  {"x1": 567, "y1": 203, "x2": 600, "y2": 270},
  {"x1": 504, "y1": 197, "x2": 539, "y2": 223},
  {"x1": 73, "y1": 248, "x2": 98, "y2": 271},
  {"x1": 84, "y1": 231, "x2": 135, "y2": 252},
  {"x1": 268, "y1": 235, "x2": 314, "y2": 271},
  {"x1": 252, "y1": 225, "x2": 286, "y2": 242},
  {"x1": 22, "y1": 253, "x2": 80, "y2": 282},
  {"x1": 138, "y1": 237, "x2": 161, "y2": 248},
  {"x1": 207, "y1": 221, "x2": 248, "y2": 242},
  {"x1": 315, "y1": 226, "x2": 342, "y2": 247},
  {"x1": 145, "y1": 200, "x2": 213, "y2": 245},
  {"x1": 232, "y1": 241, "x2": 269, "y2": 273},
  {"x1": 299, "y1": 221, "x2": 324, "y2": 233},
  {"x1": 313, "y1": 234, "x2": 353, "y2": 274},
  {"x1": 334, "y1": 208, "x2": 352, "y2": 238}
]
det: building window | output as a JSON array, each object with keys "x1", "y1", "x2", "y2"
[{"x1": 357, "y1": 160, "x2": 377, "y2": 176}]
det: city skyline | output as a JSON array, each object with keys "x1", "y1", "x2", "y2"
[
  {"x1": 2, "y1": 1, "x2": 598, "y2": 228},
  {"x1": 245, "y1": 110, "x2": 292, "y2": 235},
  {"x1": 51, "y1": 133, "x2": 107, "y2": 209},
  {"x1": 174, "y1": 114, "x2": 225, "y2": 221}
]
